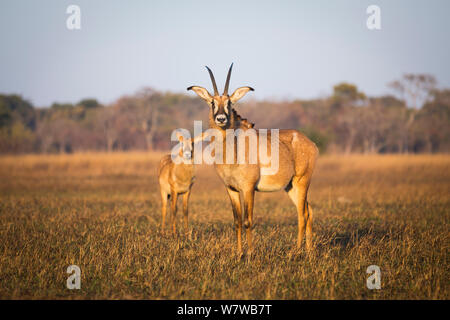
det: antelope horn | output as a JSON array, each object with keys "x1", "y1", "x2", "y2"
[
  {"x1": 223, "y1": 63, "x2": 233, "y2": 96},
  {"x1": 205, "y1": 66, "x2": 219, "y2": 96}
]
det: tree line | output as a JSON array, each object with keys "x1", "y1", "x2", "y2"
[{"x1": 0, "y1": 74, "x2": 448, "y2": 154}]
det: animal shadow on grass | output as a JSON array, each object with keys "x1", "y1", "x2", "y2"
[
  {"x1": 315, "y1": 223, "x2": 403, "y2": 254},
  {"x1": 156, "y1": 215, "x2": 405, "y2": 262}
]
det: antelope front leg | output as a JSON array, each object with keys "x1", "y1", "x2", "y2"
[
  {"x1": 170, "y1": 192, "x2": 178, "y2": 236},
  {"x1": 243, "y1": 189, "x2": 255, "y2": 255},
  {"x1": 182, "y1": 190, "x2": 191, "y2": 234},
  {"x1": 226, "y1": 187, "x2": 243, "y2": 256}
]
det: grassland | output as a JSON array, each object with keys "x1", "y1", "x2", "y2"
[{"x1": 0, "y1": 152, "x2": 448, "y2": 299}]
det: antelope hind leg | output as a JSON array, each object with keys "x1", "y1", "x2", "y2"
[
  {"x1": 170, "y1": 192, "x2": 178, "y2": 236},
  {"x1": 305, "y1": 201, "x2": 313, "y2": 250},
  {"x1": 160, "y1": 192, "x2": 169, "y2": 235},
  {"x1": 182, "y1": 190, "x2": 191, "y2": 235},
  {"x1": 286, "y1": 178, "x2": 308, "y2": 250}
]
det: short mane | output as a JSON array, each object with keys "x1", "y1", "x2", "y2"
[{"x1": 232, "y1": 110, "x2": 254, "y2": 129}]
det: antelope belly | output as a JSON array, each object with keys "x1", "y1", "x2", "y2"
[
  {"x1": 255, "y1": 175, "x2": 290, "y2": 192},
  {"x1": 175, "y1": 179, "x2": 194, "y2": 194}
]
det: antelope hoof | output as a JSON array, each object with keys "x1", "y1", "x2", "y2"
[
  {"x1": 295, "y1": 243, "x2": 306, "y2": 255},
  {"x1": 235, "y1": 250, "x2": 244, "y2": 261},
  {"x1": 246, "y1": 250, "x2": 254, "y2": 262}
]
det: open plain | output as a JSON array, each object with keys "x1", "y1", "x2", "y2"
[{"x1": 0, "y1": 153, "x2": 448, "y2": 299}]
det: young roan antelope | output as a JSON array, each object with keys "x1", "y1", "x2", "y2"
[
  {"x1": 158, "y1": 132, "x2": 207, "y2": 235},
  {"x1": 187, "y1": 64, "x2": 319, "y2": 255}
]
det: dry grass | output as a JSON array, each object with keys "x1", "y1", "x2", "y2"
[{"x1": 0, "y1": 152, "x2": 448, "y2": 299}]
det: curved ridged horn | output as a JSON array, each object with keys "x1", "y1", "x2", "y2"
[
  {"x1": 205, "y1": 66, "x2": 219, "y2": 96},
  {"x1": 223, "y1": 63, "x2": 233, "y2": 96}
]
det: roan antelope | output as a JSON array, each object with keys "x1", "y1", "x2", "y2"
[
  {"x1": 187, "y1": 64, "x2": 318, "y2": 255},
  {"x1": 158, "y1": 131, "x2": 207, "y2": 235}
]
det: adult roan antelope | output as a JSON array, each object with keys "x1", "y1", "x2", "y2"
[{"x1": 187, "y1": 64, "x2": 318, "y2": 255}]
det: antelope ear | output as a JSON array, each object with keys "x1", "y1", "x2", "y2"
[
  {"x1": 229, "y1": 86, "x2": 254, "y2": 103},
  {"x1": 187, "y1": 86, "x2": 213, "y2": 102}
]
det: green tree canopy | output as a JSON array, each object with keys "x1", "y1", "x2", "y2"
[
  {"x1": 332, "y1": 83, "x2": 366, "y2": 104},
  {"x1": 0, "y1": 94, "x2": 35, "y2": 129}
]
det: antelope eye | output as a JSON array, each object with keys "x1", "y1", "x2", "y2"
[{"x1": 211, "y1": 101, "x2": 218, "y2": 114}]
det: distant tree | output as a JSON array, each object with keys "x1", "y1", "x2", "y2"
[
  {"x1": 0, "y1": 94, "x2": 36, "y2": 153},
  {"x1": 37, "y1": 113, "x2": 75, "y2": 153},
  {"x1": 330, "y1": 83, "x2": 366, "y2": 153},
  {"x1": 359, "y1": 97, "x2": 404, "y2": 153},
  {"x1": 1, "y1": 77, "x2": 448, "y2": 154},
  {"x1": 412, "y1": 89, "x2": 450, "y2": 152},
  {"x1": 50, "y1": 102, "x2": 74, "y2": 110},
  {"x1": 299, "y1": 126, "x2": 330, "y2": 153},
  {"x1": 388, "y1": 74, "x2": 437, "y2": 153},
  {"x1": 388, "y1": 74, "x2": 437, "y2": 109},
  {"x1": 77, "y1": 98, "x2": 101, "y2": 109},
  {"x1": 0, "y1": 102, "x2": 12, "y2": 128},
  {"x1": 332, "y1": 82, "x2": 366, "y2": 107},
  {"x1": 135, "y1": 88, "x2": 159, "y2": 151},
  {"x1": 97, "y1": 105, "x2": 120, "y2": 152},
  {"x1": 0, "y1": 94, "x2": 36, "y2": 129}
]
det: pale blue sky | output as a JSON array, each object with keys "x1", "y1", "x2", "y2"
[{"x1": 0, "y1": 0, "x2": 449, "y2": 107}]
